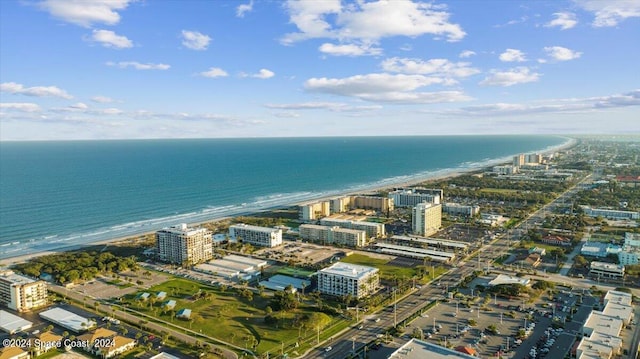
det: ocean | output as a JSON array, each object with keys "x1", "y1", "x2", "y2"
[{"x1": 0, "y1": 135, "x2": 570, "y2": 259}]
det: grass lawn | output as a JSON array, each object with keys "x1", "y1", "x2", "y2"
[
  {"x1": 520, "y1": 241, "x2": 570, "y2": 254},
  {"x1": 340, "y1": 253, "x2": 447, "y2": 283},
  {"x1": 122, "y1": 278, "x2": 344, "y2": 355},
  {"x1": 275, "y1": 267, "x2": 315, "y2": 278}
]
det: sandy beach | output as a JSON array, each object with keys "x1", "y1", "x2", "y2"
[{"x1": 0, "y1": 137, "x2": 576, "y2": 268}]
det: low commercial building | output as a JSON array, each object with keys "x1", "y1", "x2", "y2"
[
  {"x1": 589, "y1": 262, "x2": 625, "y2": 279},
  {"x1": 299, "y1": 224, "x2": 367, "y2": 247},
  {"x1": 442, "y1": 203, "x2": 480, "y2": 217},
  {"x1": 581, "y1": 242, "x2": 620, "y2": 258},
  {"x1": 580, "y1": 206, "x2": 639, "y2": 220},
  {"x1": 389, "y1": 339, "x2": 477, "y2": 359},
  {"x1": 0, "y1": 310, "x2": 32, "y2": 334},
  {"x1": 0, "y1": 269, "x2": 48, "y2": 312},
  {"x1": 487, "y1": 274, "x2": 530, "y2": 287},
  {"x1": 229, "y1": 224, "x2": 283, "y2": 248},
  {"x1": 576, "y1": 337, "x2": 614, "y2": 359},
  {"x1": 317, "y1": 262, "x2": 379, "y2": 299},
  {"x1": 388, "y1": 189, "x2": 440, "y2": 208},
  {"x1": 39, "y1": 307, "x2": 96, "y2": 333},
  {"x1": 374, "y1": 243, "x2": 455, "y2": 263},
  {"x1": 603, "y1": 290, "x2": 632, "y2": 307},
  {"x1": 583, "y1": 311, "x2": 623, "y2": 338},
  {"x1": 259, "y1": 274, "x2": 310, "y2": 292},
  {"x1": 389, "y1": 235, "x2": 468, "y2": 252}
]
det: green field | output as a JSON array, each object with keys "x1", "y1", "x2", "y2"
[
  {"x1": 122, "y1": 278, "x2": 345, "y2": 356},
  {"x1": 340, "y1": 253, "x2": 447, "y2": 282},
  {"x1": 479, "y1": 188, "x2": 521, "y2": 194},
  {"x1": 276, "y1": 267, "x2": 315, "y2": 278}
]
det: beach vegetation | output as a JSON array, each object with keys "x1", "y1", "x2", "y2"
[{"x1": 13, "y1": 251, "x2": 138, "y2": 285}]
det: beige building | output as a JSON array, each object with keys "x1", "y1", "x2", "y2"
[
  {"x1": 156, "y1": 223, "x2": 213, "y2": 265},
  {"x1": 0, "y1": 270, "x2": 48, "y2": 312},
  {"x1": 351, "y1": 196, "x2": 394, "y2": 212},
  {"x1": 299, "y1": 201, "x2": 331, "y2": 221},
  {"x1": 412, "y1": 203, "x2": 442, "y2": 236},
  {"x1": 299, "y1": 224, "x2": 367, "y2": 247},
  {"x1": 319, "y1": 218, "x2": 385, "y2": 239},
  {"x1": 78, "y1": 328, "x2": 136, "y2": 359},
  {"x1": 330, "y1": 196, "x2": 352, "y2": 214}
]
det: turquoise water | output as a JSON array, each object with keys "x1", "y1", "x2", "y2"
[{"x1": 0, "y1": 136, "x2": 569, "y2": 258}]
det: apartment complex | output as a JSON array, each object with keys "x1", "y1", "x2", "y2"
[
  {"x1": 412, "y1": 203, "x2": 442, "y2": 236},
  {"x1": 299, "y1": 224, "x2": 367, "y2": 247},
  {"x1": 299, "y1": 201, "x2": 330, "y2": 221},
  {"x1": 388, "y1": 189, "x2": 440, "y2": 208},
  {"x1": 0, "y1": 269, "x2": 48, "y2": 312},
  {"x1": 580, "y1": 206, "x2": 640, "y2": 220},
  {"x1": 351, "y1": 195, "x2": 394, "y2": 212},
  {"x1": 317, "y1": 262, "x2": 379, "y2": 299},
  {"x1": 319, "y1": 218, "x2": 385, "y2": 239},
  {"x1": 513, "y1": 153, "x2": 542, "y2": 167},
  {"x1": 155, "y1": 223, "x2": 213, "y2": 265},
  {"x1": 493, "y1": 165, "x2": 518, "y2": 175},
  {"x1": 229, "y1": 224, "x2": 283, "y2": 248},
  {"x1": 330, "y1": 196, "x2": 351, "y2": 213},
  {"x1": 442, "y1": 202, "x2": 480, "y2": 217}
]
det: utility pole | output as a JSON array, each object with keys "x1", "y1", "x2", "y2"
[{"x1": 393, "y1": 289, "x2": 397, "y2": 327}]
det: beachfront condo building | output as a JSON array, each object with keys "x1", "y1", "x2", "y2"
[
  {"x1": 351, "y1": 196, "x2": 394, "y2": 213},
  {"x1": 299, "y1": 201, "x2": 331, "y2": 221},
  {"x1": 156, "y1": 223, "x2": 213, "y2": 265},
  {"x1": 317, "y1": 262, "x2": 379, "y2": 299},
  {"x1": 299, "y1": 224, "x2": 367, "y2": 247},
  {"x1": 229, "y1": 224, "x2": 283, "y2": 248},
  {"x1": 412, "y1": 203, "x2": 442, "y2": 236},
  {"x1": 492, "y1": 165, "x2": 518, "y2": 175},
  {"x1": 319, "y1": 218, "x2": 385, "y2": 239},
  {"x1": 442, "y1": 202, "x2": 480, "y2": 217},
  {"x1": 330, "y1": 196, "x2": 351, "y2": 214},
  {"x1": 0, "y1": 270, "x2": 48, "y2": 312},
  {"x1": 388, "y1": 189, "x2": 440, "y2": 208}
]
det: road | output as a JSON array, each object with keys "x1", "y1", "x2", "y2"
[
  {"x1": 48, "y1": 285, "x2": 240, "y2": 359},
  {"x1": 303, "y1": 174, "x2": 595, "y2": 359}
]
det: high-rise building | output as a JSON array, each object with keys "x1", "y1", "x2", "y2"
[
  {"x1": 330, "y1": 196, "x2": 351, "y2": 214},
  {"x1": 0, "y1": 270, "x2": 48, "y2": 312},
  {"x1": 351, "y1": 196, "x2": 394, "y2": 212},
  {"x1": 229, "y1": 224, "x2": 283, "y2": 248},
  {"x1": 156, "y1": 224, "x2": 213, "y2": 265},
  {"x1": 317, "y1": 262, "x2": 379, "y2": 298},
  {"x1": 412, "y1": 203, "x2": 442, "y2": 236},
  {"x1": 442, "y1": 203, "x2": 480, "y2": 217},
  {"x1": 299, "y1": 201, "x2": 331, "y2": 221},
  {"x1": 388, "y1": 189, "x2": 440, "y2": 208},
  {"x1": 513, "y1": 154, "x2": 525, "y2": 167},
  {"x1": 525, "y1": 153, "x2": 542, "y2": 164}
]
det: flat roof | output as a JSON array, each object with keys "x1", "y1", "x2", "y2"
[
  {"x1": 0, "y1": 310, "x2": 32, "y2": 334},
  {"x1": 230, "y1": 223, "x2": 281, "y2": 233},
  {"x1": 389, "y1": 339, "x2": 477, "y2": 359},
  {"x1": 602, "y1": 302, "x2": 633, "y2": 322},
  {"x1": 589, "y1": 331, "x2": 622, "y2": 350},
  {"x1": 150, "y1": 353, "x2": 183, "y2": 359},
  {"x1": 391, "y1": 235, "x2": 468, "y2": 249},
  {"x1": 268, "y1": 274, "x2": 309, "y2": 290},
  {"x1": 604, "y1": 290, "x2": 633, "y2": 306},
  {"x1": 590, "y1": 261, "x2": 624, "y2": 271},
  {"x1": 577, "y1": 338, "x2": 613, "y2": 359},
  {"x1": 39, "y1": 307, "x2": 94, "y2": 333},
  {"x1": 320, "y1": 262, "x2": 378, "y2": 279},
  {"x1": 375, "y1": 243, "x2": 456, "y2": 259},
  {"x1": 224, "y1": 254, "x2": 267, "y2": 267},
  {"x1": 584, "y1": 311, "x2": 623, "y2": 338},
  {"x1": 488, "y1": 274, "x2": 530, "y2": 287},
  {"x1": 0, "y1": 270, "x2": 38, "y2": 285},
  {"x1": 209, "y1": 259, "x2": 254, "y2": 272},
  {"x1": 194, "y1": 263, "x2": 239, "y2": 277}
]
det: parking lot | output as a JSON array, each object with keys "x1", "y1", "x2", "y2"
[
  {"x1": 74, "y1": 269, "x2": 170, "y2": 299},
  {"x1": 254, "y1": 241, "x2": 345, "y2": 265}
]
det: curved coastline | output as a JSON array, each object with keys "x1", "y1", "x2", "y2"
[{"x1": 0, "y1": 136, "x2": 576, "y2": 265}]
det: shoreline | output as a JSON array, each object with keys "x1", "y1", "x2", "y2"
[{"x1": 0, "y1": 136, "x2": 577, "y2": 267}]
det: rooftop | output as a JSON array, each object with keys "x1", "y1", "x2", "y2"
[
  {"x1": 577, "y1": 338, "x2": 614, "y2": 359},
  {"x1": 0, "y1": 269, "x2": 38, "y2": 285},
  {"x1": 230, "y1": 223, "x2": 281, "y2": 233},
  {"x1": 584, "y1": 311, "x2": 623, "y2": 338},
  {"x1": 604, "y1": 290, "x2": 633, "y2": 306},
  {"x1": 39, "y1": 307, "x2": 94, "y2": 333},
  {"x1": 0, "y1": 310, "x2": 32, "y2": 334},
  {"x1": 319, "y1": 262, "x2": 378, "y2": 279},
  {"x1": 388, "y1": 339, "x2": 477, "y2": 359},
  {"x1": 488, "y1": 274, "x2": 531, "y2": 287},
  {"x1": 590, "y1": 261, "x2": 624, "y2": 271}
]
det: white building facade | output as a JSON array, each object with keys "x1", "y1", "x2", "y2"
[
  {"x1": 388, "y1": 189, "x2": 440, "y2": 208},
  {"x1": 442, "y1": 203, "x2": 480, "y2": 217},
  {"x1": 317, "y1": 262, "x2": 379, "y2": 299},
  {"x1": 229, "y1": 224, "x2": 283, "y2": 248},
  {"x1": 299, "y1": 224, "x2": 367, "y2": 247},
  {"x1": 319, "y1": 218, "x2": 385, "y2": 239}
]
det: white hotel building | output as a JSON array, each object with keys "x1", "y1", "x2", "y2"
[
  {"x1": 299, "y1": 224, "x2": 367, "y2": 247},
  {"x1": 317, "y1": 262, "x2": 379, "y2": 299},
  {"x1": 412, "y1": 203, "x2": 442, "y2": 236},
  {"x1": 156, "y1": 224, "x2": 213, "y2": 265},
  {"x1": 229, "y1": 224, "x2": 283, "y2": 248},
  {"x1": 0, "y1": 270, "x2": 48, "y2": 312},
  {"x1": 388, "y1": 189, "x2": 440, "y2": 208}
]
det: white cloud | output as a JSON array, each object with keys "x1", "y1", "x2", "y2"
[
  {"x1": 89, "y1": 29, "x2": 133, "y2": 49},
  {"x1": 480, "y1": 67, "x2": 540, "y2": 86},
  {"x1": 459, "y1": 50, "x2": 476, "y2": 58},
  {"x1": 70, "y1": 102, "x2": 88, "y2": 110},
  {"x1": 91, "y1": 95, "x2": 113, "y2": 103},
  {"x1": 236, "y1": 1, "x2": 253, "y2": 18},
  {"x1": 0, "y1": 102, "x2": 42, "y2": 112},
  {"x1": 0, "y1": 82, "x2": 73, "y2": 99},
  {"x1": 499, "y1": 49, "x2": 527, "y2": 62},
  {"x1": 545, "y1": 12, "x2": 578, "y2": 30},
  {"x1": 265, "y1": 102, "x2": 382, "y2": 112},
  {"x1": 544, "y1": 46, "x2": 583, "y2": 61},
  {"x1": 106, "y1": 61, "x2": 170, "y2": 70},
  {"x1": 304, "y1": 73, "x2": 473, "y2": 104},
  {"x1": 181, "y1": 30, "x2": 211, "y2": 51},
  {"x1": 38, "y1": 0, "x2": 132, "y2": 27},
  {"x1": 319, "y1": 43, "x2": 382, "y2": 57},
  {"x1": 282, "y1": 0, "x2": 465, "y2": 45},
  {"x1": 101, "y1": 108, "x2": 123, "y2": 115},
  {"x1": 575, "y1": 0, "x2": 640, "y2": 27},
  {"x1": 199, "y1": 67, "x2": 229, "y2": 78},
  {"x1": 243, "y1": 69, "x2": 275, "y2": 79},
  {"x1": 381, "y1": 57, "x2": 480, "y2": 78}
]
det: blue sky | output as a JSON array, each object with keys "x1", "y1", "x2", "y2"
[{"x1": 1, "y1": 0, "x2": 639, "y2": 140}]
